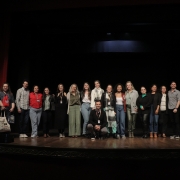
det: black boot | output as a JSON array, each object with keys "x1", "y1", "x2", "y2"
[{"x1": 113, "y1": 133, "x2": 117, "y2": 139}]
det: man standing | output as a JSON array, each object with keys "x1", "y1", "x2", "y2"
[
  {"x1": 168, "y1": 81, "x2": 180, "y2": 139},
  {"x1": 16, "y1": 80, "x2": 30, "y2": 138},
  {"x1": 87, "y1": 100, "x2": 108, "y2": 140}
]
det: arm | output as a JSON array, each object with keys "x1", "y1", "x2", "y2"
[
  {"x1": 10, "y1": 94, "x2": 15, "y2": 112},
  {"x1": 16, "y1": 89, "x2": 21, "y2": 112},
  {"x1": 90, "y1": 90, "x2": 95, "y2": 109},
  {"x1": 173, "y1": 92, "x2": 180, "y2": 113}
]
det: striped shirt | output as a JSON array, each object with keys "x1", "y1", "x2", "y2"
[{"x1": 16, "y1": 87, "x2": 30, "y2": 110}]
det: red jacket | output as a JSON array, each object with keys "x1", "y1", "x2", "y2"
[{"x1": 29, "y1": 92, "x2": 42, "y2": 109}]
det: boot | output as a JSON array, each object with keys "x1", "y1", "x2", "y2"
[
  {"x1": 131, "y1": 131, "x2": 134, "y2": 138},
  {"x1": 129, "y1": 132, "x2": 132, "y2": 138},
  {"x1": 150, "y1": 132, "x2": 153, "y2": 138},
  {"x1": 154, "y1": 132, "x2": 157, "y2": 138}
]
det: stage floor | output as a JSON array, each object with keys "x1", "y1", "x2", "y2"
[{"x1": 4, "y1": 136, "x2": 180, "y2": 149}]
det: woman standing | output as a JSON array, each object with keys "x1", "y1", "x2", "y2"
[
  {"x1": 42, "y1": 87, "x2": 55, "y2": 138},
  {"x1": 101, "y1": 85, "x2": 117, "y2": 138},
  {"x1": 91, "y1": 80, "x2": 104, "y2": 109},
  {"x1": 29, "y1": 85, "x2": 43, "y2": 138},
  {"x1": 54, "y1": 84, "x2": 67, "y2": 138},
  {"x1": 149, "y1": 84, "x2": 161, "y2": 138},
  {"x1": 67, "y1": 84, "x2": 81, "y2": 137},
  {"x1": 80, "y1": 82, "x2": 91, "y2": 137},
  {"x1": 0, "y1": 83, "x2": 15, "y2": 121},
  {"x1": 114, "y1": 83, "x2": 126, "y2": 139},
  {"x1": 136, "y1": 86, "x2": 152, "y2": 138},
  {"x1": 125, "y1": 81, "x2": 139, "y2": 138},
  {"x1": 158, "y1": 86, "x2": 169, "y2": 138}
]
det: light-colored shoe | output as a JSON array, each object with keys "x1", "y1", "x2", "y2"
[
  {"x1": 24, "y1": 134, "x2": 28, "y2": 138},
  {"x1": 19, "y1": 134, "x2": 24, "y2": 138},
  {"x1": 31, "y1": 135, "x2": 36, "y2": 138},
  {"x1": 59, "y1": 133, "x2": 63, "y2": 138},
  {"x1": 170, "y1": 135, "x2": 175, "y2": 139},
  {"x1": 121, "y1": 135, "x2": 126, "y2": 139},
  {"x1": 62, "y1": 133, "x2": 65, "y2": 138},
  {"x1": 116, "y1": 134, "x2": 120, "y2": 139}
]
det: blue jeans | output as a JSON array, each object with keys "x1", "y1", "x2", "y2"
[
  {"x1": 149, "y1": 105, "x2": 159, "y2": 132},
  {"x1": 81, "y1": 103, "x2": 91, "y2": 135},
  {"x1": 19, "y1": 108, "x2": 29, "y2": 134},
  {"x1": 116, "y1": 105, "x2": 125, "y2": 136}
]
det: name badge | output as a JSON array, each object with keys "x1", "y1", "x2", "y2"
[
  {"x1": 98, "y1": 120, "x2": 100, "y2": 124},
  {"x1": 37, "y1": 100, "x2": 40, "y2": 102},
  {"x1": 108, "y1": 102, "x2": 110, "y2": 106},
  {"x1": 5, "y1": 100, "x2": 9, "y2": 103}
]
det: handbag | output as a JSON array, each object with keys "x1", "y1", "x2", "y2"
[
  {"x1": 8, "y1": 114, "x2": 15, "y2": 124},
  {"x1": 0, "y1": 112, "x2": 11, "y2": 132}
]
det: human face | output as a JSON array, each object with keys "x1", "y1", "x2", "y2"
[
  {"x1": 84, "y1": 83, "x2": 89, "y2": 90},
  {"x1": 117, "y1": 85, "x2": 122, "y2": 92},
  {"x1": 58, "y1": 84, "x2": 64, "y2": 92},
  {"x1": 151, "y1": 85, "x2": 157, "y2": 93},
  {"x1": 126, "y1": 83, "x2": 132, "y2": 91},
  {"x1": 23, "y1": 81, "x2": 28, "y2": 89},
  {"x1": 3, "y1": 84, "x2": 8, "y2": 92},
  {"x1": 34, "y1": 86, "x2": 39, "y2": 93},
  {"x1": 95, "y1": 81, "x2": 100, "y2": 89},
  {"x1": 95, "y1": 101, "x2": 101, "y2": 110},
  {"x1": 71, "y1": 85, "x2": 77, "y2": 92},
  {"x1": 141, "y1": 87, "x2": 146, "y2": 94},
  {"x1": 107, "y1": 85, "x2": 112, "y2": 93},
  {"x1": 161, "y1": 86, "x2": 166, "y2": 94},
  {"x1": 170, "y1": 82, "x2": 176, "y2": 89},
  {"x1": 44, "y1": 88, "x2": 50, "y2": 95}
]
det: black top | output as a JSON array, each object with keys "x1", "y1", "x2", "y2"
[
  {"x1": 0, "y1": 91, "x2": 15, "y2": 109},
  {"x1": 152, "y1": 92, "x2": 161, "y2": 114},
  {"x1": 136, "y1": 93, "x2": 152, "y2": 114},
  {"x1": 54, "y1": 93, "x2": 67, "y2": 108},
  {"x1": 88, "y1": 109, "x2": 107, "y2": 129}
]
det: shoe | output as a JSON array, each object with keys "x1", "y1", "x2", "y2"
[
  {"x1": 44, "y1": 134, "x2": 47, "y2": 138},
  {"x1": 170, "y1": 135, "x2": 176, "y2": 139},
  {"x1": 129, "y1": 132, "x2": 132, "y2": 138},
  {"x1": 31, "y1": 135, "x2": 36, "y2": 138},
  {"x1": 19, "y1": 134, "x2": 24, "y2": 138},
  {"x1": 91, "y1": 134, "x2": 95, "y2": 140},
  {"x1": 24, "y1": 134, "x2": 28, "y2": 138},
  {"x1": 154, "y1": 132, "x2": 157, "y2": 138},
  {"x1": 116, "y1": 134, "x2": 120, "y2": 139},
  {"x1": 121, "y1": 135, "x2": 126, "y2": 139},
  {"x1": 162, "y1": 133, "x2": 166, "y2": 138},
  {"x1": 59, "y1": 133, "x2": 63, "y2": 138},
  {"x1": 142, "y1": 134, "x2": 148, "y2": 138},
  {"x1": 113, "y1": 133, "x2": 117, "y2": 139},
  {"x1": 131, "y1": 132, "x2": 134, "y2": 138},
  {"x1": 62, "y1": 133, "x2": 65, "y2": 138},
  {"x1": 175, "y1": 136, "x2": 180, "y2": 139},
  {"x1": 150, "y1": 132, "x2": 153, "y2": 138}
]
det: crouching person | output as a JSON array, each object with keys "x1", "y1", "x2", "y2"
[{"x1": 87, "y1": 100, "x2": 108, "y2": 140}]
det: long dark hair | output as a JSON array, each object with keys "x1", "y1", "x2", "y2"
[
  {"x1": 113, "y1": 83, "x2": 125, "y2": 94},
  {"x1": 150, "y1": 84, "x2": 160, "y2": 93},
  {"x1": 56, "y1": 84, "x2": 64, "y2": 96},
  {"x1": 160, "y1": 85, "x2": 167, "y2": 94},
  {"x1": 43, "y1": 87, "x2": 51, "y2": 100},
  {"x1": 82, "y1": 82, "x2": 91, "y2": 100},
  {"x1": 1, "y1": 83, "x2": 12, "y2": 95}
]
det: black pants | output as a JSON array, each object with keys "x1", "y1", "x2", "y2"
[
  {"x1": 168, "y1": 109, "x2": 180, "y2": 136},
  {"x1": 139, "y1": 114, "x2": 149, "y2": 135},
  {"x1": 19, "y1": 109, "x2": 29, "y2": 134},
  {"x1": 42, "y1": 110, "x2": 52, "y2": 134},
  {"x1": 159, "y1": 111, "x2": 168, "y2": 134}
]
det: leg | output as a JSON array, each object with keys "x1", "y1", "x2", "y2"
[
  {"x1": 174, "y1": 109, "x2": 180, "y2": 136},
  {"x1": 19, "y1": 109, "x2": 25, "y2": 134},
  {"x1": 169, "y1": 109, "x2": 176, "y2": 135},
  {"x1": 120, "y1": 106, "x2": 125, "y2": 136},
  {"x1": 87, "y1": 124, "x2": 94, "y2": 135},
  {"x1": 69, "y1": 106, "x2": 75, "y2": 136},
  {"x1": 154, "y1": 114, "x2": 159, "y2": 133},
  {"x1": 111, "y1": 121, "x2": 117, "y2": 134},
  {"x1": 75, "y1": 105, "x2": 81, "y2": 136},
  {"x1": 143, "y1": 114, "x2": 149, "y2": 136},
  {"x1": 81, "y1": 103, "x2": 90, "y2": 135},
  {"x1": 116, "y1": 105, "x2": 121, "y2": 135},
  {"x1": 149, "y1": 105, "x2": 154, "y2": 133},
  {"x1": 101, "y1": 127, "x2": 108, "y2": 136},
  {"x1": 29, "y1": 108, "x2": 38, "y2": 136},
  {"x1": 46, "y1": 111, "x2": 52, "y2": 134},
  {"x1": 42, "y1": 111, "x2": 48, "y2": 134},
  {"x1": 127, "y1": 107, "x2": 132, "y2": 132},
  {"x1": 23, "y1": 109, "x2": 29, "y2": 134},
  {"x1": 162, "y1": 113, "x2": 168, "y2": 135},
  {"x1": 132, "y1": 113, "x2": 137, "y2": 130},
  {"x1": 36, "y1": 108, "x2": 42, "y2": 126}
]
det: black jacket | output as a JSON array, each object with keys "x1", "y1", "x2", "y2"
[
  {"x1": 136, "y1": 93, "x2": 152, "y2": 114},
  {"x1": 42, "y1": 95, "x2": 55, "y2": 111},
  {"x1": 88, "y1": 109, "x2": 107, "y2": 129},
  {"x1": 152, "y1": 93, "x2": 161, "y2": 114}
]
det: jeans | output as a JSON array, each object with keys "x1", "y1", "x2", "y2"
[
  {"x1": 126, "y1": 106, "x2": 137, "y2": 132},
  {"x1": 29, "y1": 107, "x2": 42, "y2": 136},
  {"x1": 169, "y1": 109, "x2": 180, "y2": 136},
  {"x1": 159, "y1": 111, "x2": 168, "y2": 134},
  {"x1": 87, "y1": 124, "x2": 108, "y2": 137},
  {"x1": 42, "y1": 110, "x2": 52, "y2": 134},
  {"x1": 139, "y1": 113, "x2": 149, "y2": 135},
  {"x1": 19, "y1": 109, "x2": 29, "y2": 134},
  {"x1": 81, "y1": 103, "x2": 91, "y2": 135},
  {"x1": 149, "y1": 105, "x2": 159, "y2": 133},
  {"x1": 116, "y1": 105, "x2": 125, "y2": 136}
]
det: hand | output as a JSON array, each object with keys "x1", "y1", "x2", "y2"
[
  {"x1": 9, "y1": 108, "x2": 14, "y2": 112},
  {"x1": 155, "y1": 109, "x2": 159, "y2": 114},
  {"x1": 1, "y1": 106, "x2": 5, "y2": 110},
  {"x1": 18, "y1": 109, "x2": 21, "y2": 113},
  {"x1": 95, "y1": 125, "x2": 100, "y2": 131},
  {"x1": 114, "y1": 111, "x2": 116, "y2": 115},
  {"x1": 173, "y1": 108, "x2": 177, "y2": 113},
  {"x1": 64, "y1": 92, "x2": 67, "y2": 96},
  {"x1": 141, "y1": 106, "x2": 144, "y2": 110}
]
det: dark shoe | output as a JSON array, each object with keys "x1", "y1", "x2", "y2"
[
  {"x1": 107, "y1": 133, "x2": 110, "y2": 138},
  {"x1": 142, "y1": 134, "x2": 148, "y2": 138},
  {"x1": 113, "y1": 133, "x2": 117, "y2": 139}
]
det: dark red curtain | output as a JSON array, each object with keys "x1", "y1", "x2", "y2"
[{"x1": 0, "y1": 13, "x2": 11, "y2": 87}]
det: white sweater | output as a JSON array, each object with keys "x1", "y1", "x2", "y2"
[{"x1": 90, "y1": 88, "x2": 104, "y2": 108}]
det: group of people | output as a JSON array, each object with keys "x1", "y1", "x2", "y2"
[{"x1": 0, "y1": 80, "x2": 179, "y2": 140}]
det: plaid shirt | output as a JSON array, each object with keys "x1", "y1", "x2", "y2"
[{"x1": 16, "y1": 87, "x2": 29, "y2": 110}]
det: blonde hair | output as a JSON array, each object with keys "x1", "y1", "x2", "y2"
[
  {"x1": 125, "y1": 81, "x2": 135, "y2": 91},
  {"x1": 69, "y1": 84, "x2": 79, "y2": 94}
]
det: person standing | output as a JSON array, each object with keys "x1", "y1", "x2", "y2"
[
  {"x1": 80, "y1": 82, "x2": 91, "y2": 137},
  {"x1": 158, "y1": 86, "x2": 169, "y2": 138},
  {"x1": 42, "y1": 87, "x2": 55, "y2": 138},
  {"x1": 136, "y1": 86, "x2": 152, "y2": 138},
  {"x1": 168, "y1": 81, "x2": 180, "y2": 139},
  {"x1": 0, "y1": 83, "x2": 15, "y2": 122},
  {"x1": 114, "y1": 83, "x2": 126, "y2": 139},
  {"x1": 16, "y1": 80, "x2": 30, "y2": 138},
  {"x1": 91, "y1": 80, "x2": 104, "y2": 109},
  {"x1": 54, "y1": 84, "x2": 67, "y2": 138},
  {"x1": 67, "y1": 84, "x2": 81, "y2": 137},
  {"x1": 149, "y1": 84, "x2": 161, "y2": 138},
  {"x1": 101, "y1": 85, "x2": 117, "y2": 138},
  {"x1": 29, "y1": 85, "x2": 43, "y2": 138},
  {"x1": 125, "y1": 81, "x2": 138, "y2": 138}
]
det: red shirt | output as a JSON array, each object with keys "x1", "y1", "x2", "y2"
[{"x1": 29, "y1": 92, "x2": 43, "y2": 109}]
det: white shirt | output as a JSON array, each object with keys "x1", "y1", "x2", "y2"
[
  {"x1": 160, "y1": 94, "x2": 166, "y2": 111},
  {"x1": 82, "y1": 94, "x2": 90, "y2": 103},
  {"x1": 116, "y1": 97, "x2": 123, "y2": 105}
]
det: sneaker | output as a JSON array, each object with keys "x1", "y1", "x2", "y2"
[
  {"x1": 59, "y1": 133, "x2": 63, "y2": 138},
  {"x1": 175, "y1": 136, "x2": 180, "y2": 139},
  {"x1": 91, "y1": 135, "x2": 95, "y2": 140},
  {"x1": 116, "y1": 134, "x2": 120, "y2": 139},
  {"x1": 121, "y1": 135, "x2": 126, "y2": 139},
  {"x1": 24, "y1": 134, "x2": 28, "y2": 138},
  {"x1": 19, "y1": 134, "x2": 24, "y2": 138},
  {"x1": 170, "y1": 135, "x2": 176, "y2": 139},
  {"x1": 31, "y1": 135, "x2": 36, "y2": 138}
]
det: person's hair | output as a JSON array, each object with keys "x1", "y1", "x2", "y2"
[
  {"x1": 150, "y1": 84, "x2": 158, "y2": 92},
  {"x1": 106, "y1": 84, "x2": 113, "y2": 93},
  {"x1": 22, "y1": 80, "x2": 29, "y2": 84},
  {"x1": 170, "y1": 81, "x2": 176, "y2": 85},
  {"x1": 160, "y1": 85, "x2": 167, "y2": 93},
  {"x1": 82, "y1": 82, "x2": 91, "y2": 99},
  {"x1": 57, "y1": 84, "x2": 64, "y2": 94},
  {"x1": 32, "y1": 85, "x2": 39, "y2": 92},
  {"x1": 43, "y1": 87, "x2": 51, "y2": 100},
  {"x1": 1, "y1": 82, "x2": 12, "y2": 95},
  {"x1": 140, "y1": 86, "x2": 146, "y2": 93},
  {"x1": 69, "y1": 84, "x2": 79, "y2": 94},
  {"x1": 125, "y1": 81, "x2": 135, "y2": 90},
  {"x1": 113, "y1": 83, "x2": 125, "y2": 94},
  {"x1": 94, "y1": 80, "x2": 101, "y2": 85},
  {"x1": 95, "y1": 100, "x2": 101, "y2": 104}
]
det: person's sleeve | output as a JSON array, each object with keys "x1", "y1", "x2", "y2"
[
  {"x1": 178, "y1": 91, "x2": 180, "y2": 101},
  {"x1": 16, "y1": 90, "x2": 21, "y2": 110},
  {"x1": 89, "y1": 111, "x2": 96, "y2": 126},
  {"x1": 136, "y1": 97, "x2": 140, "y2": 108},
  {"x1": 101, "y1": 112, "x2": 107, "y2": 129},
  {"x1": 101, "y1": 93, "x2": 104, "y2": 108},
  {"x1": 90, "y1": 90, "x2": 94, "y2": 108}
]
